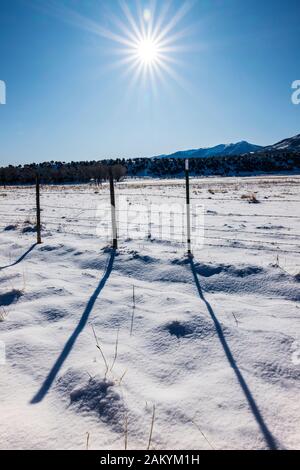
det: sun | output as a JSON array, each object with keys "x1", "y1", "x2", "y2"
[
  {"x1": 136, "y1": 38, "x2": 159, "y2": 65},
  {"x1": 97, "y1": 1, "x2": 193, "y2": 89},
  {"x1": 36, "y1": 1, "x2": 193, "y2": 91}
]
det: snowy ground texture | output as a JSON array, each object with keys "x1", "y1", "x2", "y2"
[{"x1": 0, "y1": 175, "x2": 300, "y2": 450}]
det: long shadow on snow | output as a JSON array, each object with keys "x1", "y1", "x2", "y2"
[
  {"x1": 0, "y1": 243, "x2": 37, "y2": 270},
  {"x1": 189, "y1": 256, "x2": 278, "y2": 450},
  {"x1": 30, "y1": 250, "x2": 115, "y2": 404}
]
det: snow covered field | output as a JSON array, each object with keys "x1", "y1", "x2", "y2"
[{"x1": 0, "y1": 175, "x2": 300, "y2": 450}]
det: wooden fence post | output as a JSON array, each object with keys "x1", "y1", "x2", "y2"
[
  {"x1": 36, "y1": 174, "x2": 42, "y2": 244},
  {"x1": 185, "y1": 159, "x2": 192, "y2": 256},
  {"x1": 109, "y1": 167, "x2": 118, "y2": 250}
]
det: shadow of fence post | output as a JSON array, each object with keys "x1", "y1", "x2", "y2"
[
  {"x1": 189, "y1": 256, "x2": 278, "y2": 450},
  {"x1": 31, "y1": 250, "x2": 115, "y2": 404}
]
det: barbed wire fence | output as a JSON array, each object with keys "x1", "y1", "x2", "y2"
[{"x1": 0, "y1": 171, "x2": 300, "y2": 257}]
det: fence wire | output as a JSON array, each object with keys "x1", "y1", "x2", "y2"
[{"x1": 0, "y1": 184, "x2": 300, "y2": 256}]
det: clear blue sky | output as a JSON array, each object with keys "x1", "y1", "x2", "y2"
[{"x1": 0, "y1": 0, "x2": 299, "y2": 166}]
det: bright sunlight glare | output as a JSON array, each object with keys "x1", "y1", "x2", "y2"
[
  {"x1": 72, "y1": 0, "x2": 192, "y2": 93},
  {"x1": 34, "y1": 0, "x2": 194, "y2": 92},
  {"x1": 136, "y1": 38, "x2": 159, "y2": 65},
  {"x1": 102, "y1": 0, "x2": 193, "y2": 90}
]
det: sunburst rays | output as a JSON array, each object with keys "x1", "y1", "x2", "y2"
[
  {"x1": 30, "y1": 0, "x2": 194, "y2": 93},
  {"x1": 106, "y1": 0, "x2": 194, "y2": 90}
]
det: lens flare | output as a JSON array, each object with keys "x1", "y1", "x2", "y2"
[
  {"x1": 105, "y1": 0, "x2": 193, "y2": 90},
  {"x1": 143, "y1": 9, "x2": 151, "y2": 23},
  {"x1": 37, "y1": 0, "x2": 194, "y2": 91}
]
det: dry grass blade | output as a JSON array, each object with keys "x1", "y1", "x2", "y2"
[
  {"x1": 130, "y1": 308, "x2": 135, "y2": 337},
  {"x1": 86, "y1": 432, "x2": 90, "y2": 450},
  {"x1": 110, "y1": 326, "x2": 120, "y2": 371},
  {"x1": 91, "y1": 324, "x2": 109, "y2": 378},
  {"x1": 147, "y1": 404, "x2": 156, "y2": 450},
  {"x1": 192, "y1": 418, "x2": 215, "y2": 450},
  {"x1": 118, "y1": 369, "x2": 127, "y2": 386},
  {"x1": 0, "y1": 307, "x2": 8, "y2": 322},
  {"x1": 232, "y1": 313, "x2": 239, "y2": 327},
  {"x1": 124, "y1": 412, "x2": 128, "y2": 450},
  {"x1": 130, "y1": 285, "x2": 136, "y2": 336}
]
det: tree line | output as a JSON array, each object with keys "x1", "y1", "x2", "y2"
[
  {"x1": 0, "y1": 161, "x2": 127, "y2": 185},
  {"x1": 0, "y1": 151, "x2": 299, "y2": 185}
]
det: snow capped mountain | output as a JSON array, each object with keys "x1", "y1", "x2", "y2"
[
  {"x1": 265, "y1": 134, "x2": 300, "y2": 152},
  {"x1": 157, "y1": 141, "x2": 263, "y2": 159},
  {"x1": 153, "y1": 133, "x2": 300, "y2": 161}
]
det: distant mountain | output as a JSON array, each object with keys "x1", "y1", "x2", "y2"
[
  {"x1": 264, "y1": 134, "x2": 300, "y2": 152},
  {"x1": 156, "y1": 141, "x2": 264, "y2": 159}
]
